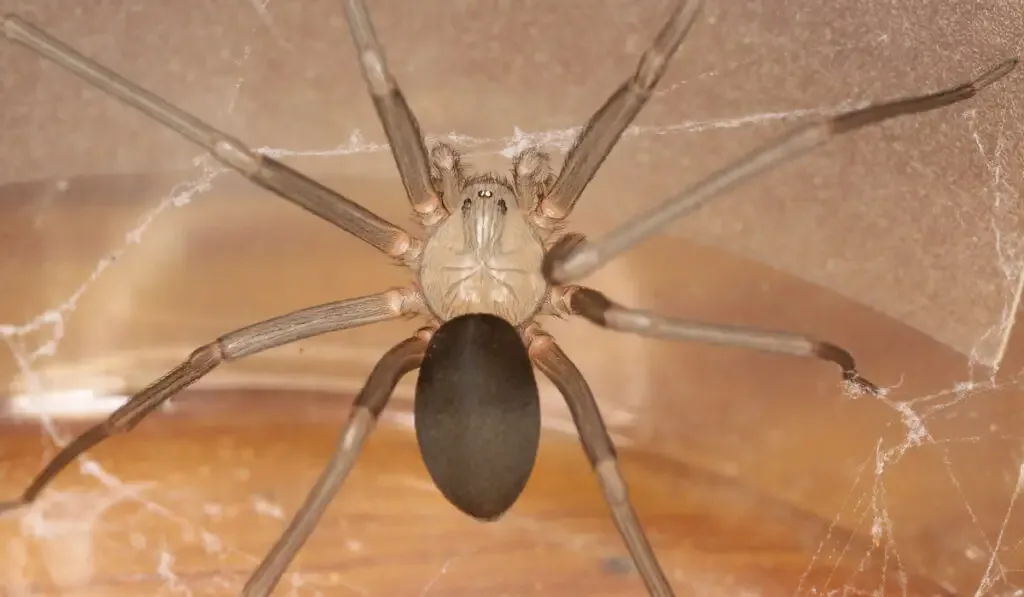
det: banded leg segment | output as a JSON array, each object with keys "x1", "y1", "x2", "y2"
[
  {"x1": 242, "y1": 331, "x2": 429, "y2": 597},
  {"x1": 539, "y1": 0, "x2": 703, "y2": 222},
  {"x1": 342, "y1": 0, "x2": 441, "y2": 221},
  {"x1": 565, "y1": 285, "x2": 878, "y2": 394},
  {"x1": 2, "y1": 15, "x2": 418, "y2": 261},
  {"x1": 529, "y1": 331, "x2": 675, "y2": 597},
  {"x1": 544, "y1": 58, "x2": 1018, "y2": 283},
  {"x1": 0, "y1": 289, "x2": 420, "y2": 513}
]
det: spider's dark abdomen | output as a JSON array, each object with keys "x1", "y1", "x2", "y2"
[{"x1": 414, "y1": 313, "x2": 541, "y2": 521}]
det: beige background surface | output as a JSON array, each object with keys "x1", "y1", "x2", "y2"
[
  {"x1": 0, "y1": 1, "x2": 1022, "y2": 595},
  {"x1": 1, "y1": 0, "x2": 1023, "y2": 364}
]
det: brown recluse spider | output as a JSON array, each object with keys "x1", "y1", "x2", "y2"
[{"x1": 1, "y1": 1, "x2": 1017, "y2": 595}]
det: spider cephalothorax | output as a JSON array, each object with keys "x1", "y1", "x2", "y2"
[{"x1": 419, "y1": 167, "x2": 548, "y2": 326}]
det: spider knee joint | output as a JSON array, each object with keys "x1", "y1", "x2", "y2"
[
  {"x1": 389, "y1": 234, "x2": 421, "y2": 263},
  {"x1": 191, "y1": 343, "x2": 225, "y2": 367},
  {"x1": 414, "y1": 325, "x2": 436, "y2": 343},
  {"x1": 213, "y1": 139, "x2": 259, "y2": 175},
  {"x1": 524, "y1": 328, "x2": 554, "y2": 356},
  {"x1": 343, "y1": 407, "x2": 376, "y2": 450},
  {"x1": 596, "y1": 459, "x2": 630, "y2": 504},
  {"x1": 635, "y1": 52, "x2": 669, "y2": 91},
  {"x1": 386, "y1": 286, "x2": 420, "y2": 316},
  {"x1": 359, "y1": 51, "x2": 393, "y2": 95}
]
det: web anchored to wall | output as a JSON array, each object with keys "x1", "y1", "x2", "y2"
[{"x1": 1, "y1": 0, "x2": 1024, "y2": 595}]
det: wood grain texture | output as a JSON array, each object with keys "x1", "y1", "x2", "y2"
[
  {"x1": 0, "y1": 390, "x2": 951, "y2": 596},
  {"x1": 1, "y1": 173, "x2": 1021, "y2": 595}
]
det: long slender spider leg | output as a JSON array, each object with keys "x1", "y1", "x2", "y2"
[
  {"x1": 527, "y1": 329, "x2": 675, "y2": 597},
  {"x1": 538, "y1": 0, "x2": 703, "y2": 222},
  {"x1": 1, "y1": 15, "x2": 419, "y2": 263},
  {"x1": 543, "y1": 57, "x2": 1019, "y2": 284},
  {"x1": 342, "y1": 0, "x2": 442, "y2": 222},
  {"x1": 0, "y1": 288, "x2": 422, "y2": 513},
  {"x1": 242, "y1": 330, "x2": 429, "y2": 597},
  {"x1": 564, "y1": 285, "x2": 879, "y2": 395}
]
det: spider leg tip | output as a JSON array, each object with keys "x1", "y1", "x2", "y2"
[
  {"x1": 969, "y1": 57, "x2": 1020, "y2": 92},
  {"x1": 843, "y1": 371, "x2": 883, "y2": 398},
  {"x1": 0, "y1": 499, "x2": 27, "y2": 516}
]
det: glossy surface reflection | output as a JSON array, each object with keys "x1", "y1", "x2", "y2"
[
  {"x1": 0, "y1": 391, "x2": 960, "y2": 596},
  {"x1": 1, "y1": 175, "x2": 1023, "y2": 595},
  {"x1": 2, "y1": 1, "x2": 1023, "y2": 595}
]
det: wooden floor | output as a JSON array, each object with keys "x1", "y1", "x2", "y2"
[
  {"x1": 2, "y1": 1, "x2": 1023, "y2": 592},
  {"x1": 0, "y1": 391, "x2": 958, "y2": 597},
  {"x1": 1, "y1": 175, "x2": 1023, "y2": 596}
]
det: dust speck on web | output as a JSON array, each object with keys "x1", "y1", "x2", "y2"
[{"x1": 1, "y1": 1, "x2": 1024, "y2": 596}]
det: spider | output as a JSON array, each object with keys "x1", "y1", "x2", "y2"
[{"x1": 1, "y1": 1, "x2": 1016, "y2": 595}]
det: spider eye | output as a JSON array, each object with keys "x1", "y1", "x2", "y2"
[
  {"x1": 461, "y1": 198, "x2": 471, "y2": 212},
  {"x1": 497, "y1": 199, "x2": 508, "y2": 214}
]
